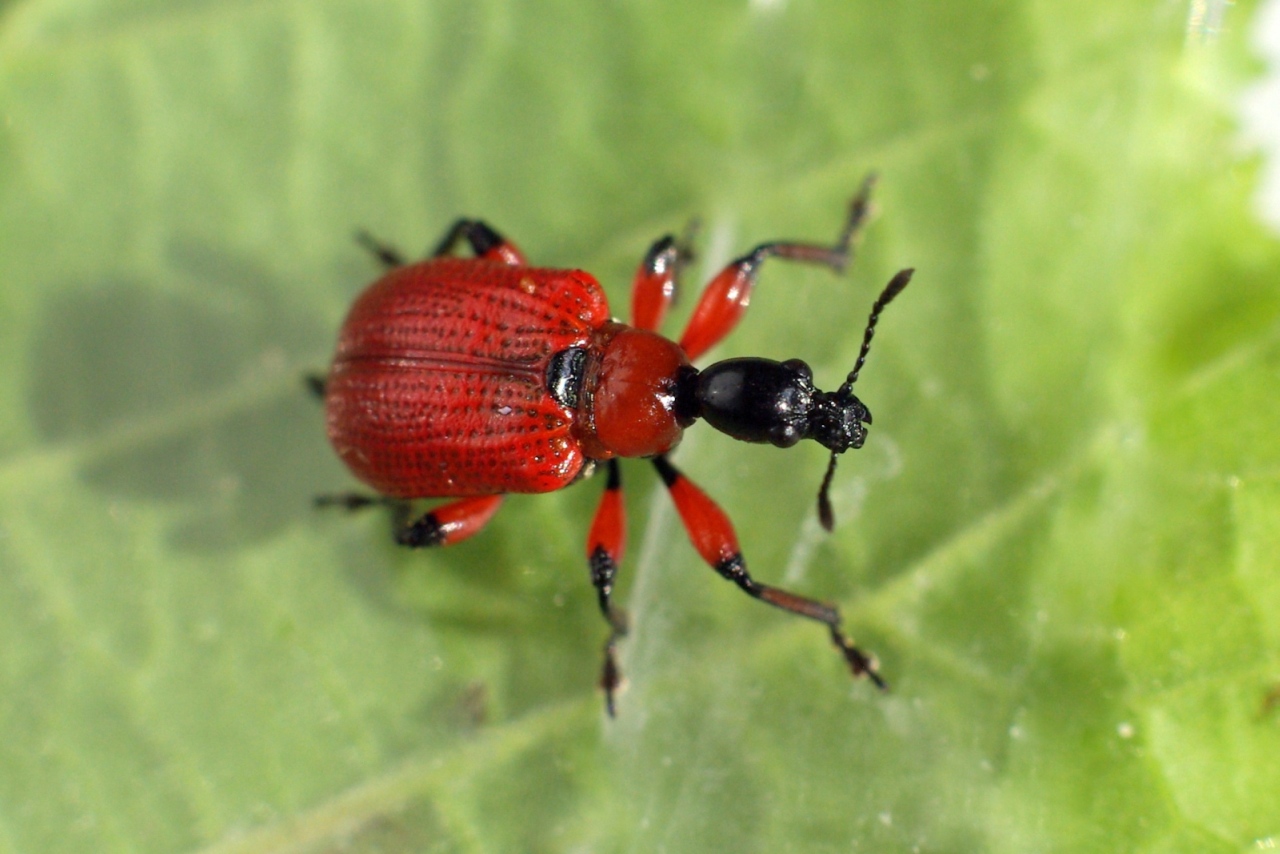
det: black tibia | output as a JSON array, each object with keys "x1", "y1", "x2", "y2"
[
  {"x1": 430, "y1": 219, "x2": 508, "y2": 259},
  {"x1": 591, "y1": 542, "x2": 629, "y2": 718},
  {"x1": 589, "y1": 460, "x2": 629, "y2": 717},
  {"x1": 355, "y1": 230, "x2": 407, "y2": 269},
  {"x1": 313, "y1": 492, "x2": 394, "y2": 511},
  {"x1": 393, "y1": 505, "x2": 448, "y2": 548},
  {"x1": 313, "y1": 493, "x2": 446, "y2": 548},
  {"x1": 731, "y1": 172, "x2": 878, "y2": 277},
  {"x1": 653, "y1": 453, "x2": 887, "y2": 690},
  {"x1": 712, "y1": 550, "x2": 886, "y2": 690}
]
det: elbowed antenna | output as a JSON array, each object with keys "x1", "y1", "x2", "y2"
[{"x1": 816, "y1": 267, "x2": 914, "y2": 532}]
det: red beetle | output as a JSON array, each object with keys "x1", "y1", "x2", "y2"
[{"x1": 315, "y1": 176, "x2": 911, "y2": 715}]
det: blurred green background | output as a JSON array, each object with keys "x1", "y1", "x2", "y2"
[{"x1": 2, "y1": 0, "x2": 1279, "y2": 851}]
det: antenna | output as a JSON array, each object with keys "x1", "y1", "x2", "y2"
[{"x1": 816, "y1": 268, "x2": 914, "y2": 531}]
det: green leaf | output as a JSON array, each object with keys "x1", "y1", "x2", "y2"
[{"x1": 2, "y1": 0, "x2": 1277, "y2": 851}]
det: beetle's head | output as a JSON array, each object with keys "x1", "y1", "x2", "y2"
[
  {"x1": 692, "y1": 357, "x2": 872, "y2": 453},
  {"x1": 809, "y1": 385, "x2": 874, "y2": 453},
  {"x1": 687, "y1": 268, "x2": 913, "y2": 531}
]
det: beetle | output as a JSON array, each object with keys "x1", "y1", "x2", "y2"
[{"x1": 313, "y1": 175, "x2": 912, "y2": 716}]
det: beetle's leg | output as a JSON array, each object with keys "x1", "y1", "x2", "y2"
[
  {"x1": 678, "y1": 174, "x2": 877, "y2": 362},
  {"x1": 652, "y1": 455, "x2": 886, "y2": 689},
  {"x1": 314, "y1": 492, "x2": 395, "y2": 511},
  {"x1": 586, "y1": 460, "x2": 629, "y2": 716},
  {"x1": 305, "y1": 374, "x2": 327, "y2": 399},
  {"x1": 631, "y1": 221, "x2": 697, "y2": 333},
  {"x1": 316, "y1": 493, "x2": 504, "y2": 547},
  {"x1": 430, "y1": 219, "x2": 528, "y2": 266},
  {"x1": 355, "y1": 230, "x2": 408, "y2": 269},
  {"x1": 393, "y1": 495, "x2": 505, "y2": 548}
]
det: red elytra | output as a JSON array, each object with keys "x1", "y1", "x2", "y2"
[{"x1": 316, "y1": 176, "x2": 912, "y2": 716}]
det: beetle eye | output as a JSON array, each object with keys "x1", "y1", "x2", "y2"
[
  {"x1": 781, "y1": 358, "x2": 812, "y2": 381},
  {"x1": 769, "y1": 423, "x2": 803, "y2": 448}
]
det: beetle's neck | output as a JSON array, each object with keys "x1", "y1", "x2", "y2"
[{"x1": 672, "y1": 364, "x2": 702, "y2": 426}]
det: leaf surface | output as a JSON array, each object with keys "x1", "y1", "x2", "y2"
[{"x1": 1, "y1": 1, "x2": 1277, "y2": 851}]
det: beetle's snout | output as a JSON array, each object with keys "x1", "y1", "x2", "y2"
[{"x1": 808, "y1": 391, "x2": 872, "y2": 454}]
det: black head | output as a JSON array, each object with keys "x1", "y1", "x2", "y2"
[
  {"x1": 691, "y1": 357, "x2": 873, "y2": 453},
  {"x1": 684, "y1": 268, "x2": 913, "y2": 530}
]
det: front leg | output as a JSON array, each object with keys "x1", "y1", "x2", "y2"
[
  {"x1": 677, "y1": 174, "x2": 878, "y2": 361},
  {"x1": 651, "y1": 455, "x2": 885, "y2": 689},
  {"x1": 630, "y1": 219, "x2": 698, "y2": 333}
]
